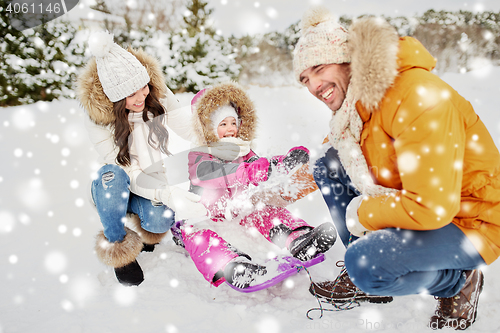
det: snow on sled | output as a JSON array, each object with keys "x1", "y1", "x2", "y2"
[{"x1": 226, "y1": 254, "x2": 325, "y2": 293}]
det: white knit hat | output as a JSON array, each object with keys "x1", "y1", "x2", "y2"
[
  {"x1": 210, "y1": 104, "x2": 240, "y2": 136},
  {"x1": 293, "y1": 7, "x2": 351, "y2": 83},
  {"x1": 88, "y1": 31, "x2": 150, "y2": 102}
]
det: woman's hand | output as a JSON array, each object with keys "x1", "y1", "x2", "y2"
[{"x1": 161, "y1": 187, "x2": 208, "y2": 221}]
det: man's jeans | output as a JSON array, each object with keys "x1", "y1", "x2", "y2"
[
  {"x1": 91, "y1": 164, "x2": 175, "y2": 243},
  {"x1": 313, "y1": 147, "x2": 485, "y2": 297}
]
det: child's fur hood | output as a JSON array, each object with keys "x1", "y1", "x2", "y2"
[
  {"x1": 76, "y1": 47, "x2": 167, "y2": 126},
  {"x1": 348, "y1": 16, "x2": 400, "y2": 111},
  {"x1": 192, "y1": 82, "x2": 257, "y2": 145}
]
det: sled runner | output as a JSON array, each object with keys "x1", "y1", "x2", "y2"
[{"x1": 226, "y1": 253, "x2": 325, "y2": 293}]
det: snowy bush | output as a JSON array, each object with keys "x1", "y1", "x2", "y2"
[
  {"x1": 0, "y1": 10, "x2": 86, "y2": 107},
  {"x1": 99, "y1": 0, "x2": 240, "y2": 93},
  {"x1": 239, "y1": 9, "x2": 500, "y2": 84},
  {"x1": 412, "y1": 10, "x2": 500, "y2": 73},
  {"x1": 125, "y1": 28, "x2": 240, "y2": 93}
]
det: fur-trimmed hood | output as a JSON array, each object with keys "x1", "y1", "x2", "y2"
[
  {"x1": 348, "y1": 16, "x2": 436, "y2": 111},
  {"x1": 192, "y1": 82, "x2": 257, "y2": 145},
  {"x1": 76, "y1": 48, "x2": 167, "y2": 126}
]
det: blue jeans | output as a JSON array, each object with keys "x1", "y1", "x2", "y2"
[
  {"x1": 313, "y1": 147, "x2": 485, "y2": 297},
  {"x1": 91, "y1": 164, "x2": 175, "y2": 243},
  {"x1": 313, "y1": 147, "x2": 361, "y2": 247}
]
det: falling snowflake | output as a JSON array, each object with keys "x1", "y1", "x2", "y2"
[
  {"x1": 113, "y1": 285, "x2": 137, "y2": 306},
  {"x1": 397, "y1": 151, "x2": 419, "y2": 174},
  {"x1": 44, "y1": 251, "x2": 67, "y2": 274},
  {"x1": 170, "y1": 279, "x2": 179, "y2": 288},
  {"x1": 0, "y1": 210, "x2": 15, "y2": 233},
  {"x1": 11, "y1": 108, "x2": 35, "y2": 131},
  {"x1": 61, "y1": 299, "x2": 74, "y2": 312},
  {"x1": 69, "y1": 276, "x2": 98, "y2": 307}
]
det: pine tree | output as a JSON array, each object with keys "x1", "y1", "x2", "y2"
[
  {"x1": 183, "y1": 0, "x2": 215, "y2": 37},
  {"x1": 91, "y1": 0, "x2": 112, "y2": 14},
  {"x1": 0, "y1": 2, "x2": 85, "y2": 107},
  {"x1": 161, "y1": 0, "x2": 239, "y2": 92},
  {"x1": 0, "y1": 0, "x2": 31, "y2": 106}
]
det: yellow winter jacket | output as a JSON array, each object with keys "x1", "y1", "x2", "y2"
[{"x1": 350, "y1": 25, "x2": 500, "y2": 264}]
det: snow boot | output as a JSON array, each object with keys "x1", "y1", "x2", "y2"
[
  {"x1": 171, "y1": 221, "x2": 185, "y2": 248},
  {"x1": 224, "y1": 257, "x2": 267, "y2": 289},
  {"x1": 429, "y1": 269, "x2": 484, "y2": 330},
  {"x1": 270, "y1": 224, "x2": 312, "y2": 248},
  {"x1": 114, "y1": 260, "x2": 144, "y2": 286},
  {"x1": 289, "y1": 222, "x2": 337, "y2": 261},
  {"x1": 309, "y1": 261, "x2": 393, "y2": 304},
  {"x1": 141, "y1": 243, "x2": 156, "y2": 252},
  {"x1": 95, "y1": 227, "x2": 144, "y2": 286},
  {"x1": 127, "y1": 213, "x2": 167, "y2": 252}
]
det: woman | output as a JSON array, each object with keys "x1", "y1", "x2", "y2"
[{"x1": 77, "y1": 31, "x2": 207, "y2": 286}]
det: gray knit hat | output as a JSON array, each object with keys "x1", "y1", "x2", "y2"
[
  {"x1": 88, "y1": 31, "x2": 150, "y2": 102},
  {"x1": 293, "y1": 7, "x2": 351, "y2": 83}
]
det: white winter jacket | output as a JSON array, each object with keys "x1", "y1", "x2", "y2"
[{"x1": 84, "y1": 88, "x2": 194, "y2": 202}]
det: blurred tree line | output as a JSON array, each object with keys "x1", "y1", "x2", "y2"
[
  {"x1": 237, "y1": 9, "x2": 500, "y2": 86},
  {"x1": 1, "y1": 0, "x2": 499, "y2": 107}
]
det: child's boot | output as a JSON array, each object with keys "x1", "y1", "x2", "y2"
[
  {"x1": 288, "y1": 222, "x2": 337, "y2": 261},
  {"x1": 223, "y1": 257, "x2": 267, "y2": 289}
]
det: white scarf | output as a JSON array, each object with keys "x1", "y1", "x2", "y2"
[
  {"x1": 216, "y1": 137, "x2": 251, "y2": 158},
  {"x1": 328, "y1": 87, "x2": 397, "y2": 196},
  {"x1": 192, "y1": 137, "x2": 252, "y2": 161},
  {"x1": 128, "y1": 111, "x2": 165, "y2": 177}
]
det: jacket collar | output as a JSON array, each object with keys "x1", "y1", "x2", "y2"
[
  {"x1": 348, "y1": 16, "x2": 401, "y2": 112},
  {"x1": 348, "y1": 17, "x2": 437, "y2": 112}
]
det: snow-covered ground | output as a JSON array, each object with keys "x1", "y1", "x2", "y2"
[{"x1": 1, "y1": 68, "x2": 500, "y2": 333}]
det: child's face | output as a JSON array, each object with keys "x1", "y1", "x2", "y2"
[
  {"x1": 217, "y1": 116, "x2": 238, "y2": 138},
  {"x1": 126, "y1": 84, "x2": 149, "y2": 112}
]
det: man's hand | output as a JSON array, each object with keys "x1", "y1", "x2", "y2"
[
  {"x1": 346, "y1": 196, "x2": 371, "y2": 237},
  {"x1": 250, "y1": 189, "x2": 290, "y2": 208}
]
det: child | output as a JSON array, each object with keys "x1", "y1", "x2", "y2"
[
  {"x1": 172, "y1": 82, "x2": 337, "y2": 289},
  {"x1": 77, "y1": 31, "x2": 207, "y2": 286}
]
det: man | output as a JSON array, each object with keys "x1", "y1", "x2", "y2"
[{"x1": 293, "y1": 7, "x2": 500, "y2": 330}]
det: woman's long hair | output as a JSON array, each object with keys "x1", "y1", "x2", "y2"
[{"x1": 113, "y1": 84, "x2": 171, "y2": 166}]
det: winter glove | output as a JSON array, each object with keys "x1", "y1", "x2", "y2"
[
  {"x1": 345, "y1": 195, "x2": 371, "y2": 237},
  {"x1": 160, "y1": 187, "x2": 208, "y2": 221},
  {"x1": 247, "y1": 157, "x2": 271, "y2": 185},
  {"x1": 271, "y1": 146, "x2": 310, "y2": 173}
]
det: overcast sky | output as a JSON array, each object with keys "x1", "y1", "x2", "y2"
[{"x1": 207, "y1": 0, "x2": 500, "y2": 36}]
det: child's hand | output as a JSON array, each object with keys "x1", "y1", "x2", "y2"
[
  {"x1": 283, "y1": 146, "x2": 309, "y2": 171},
  {"x1": 247, "y1": 157, "x2": 271, "y2": 185},
  {"x1": 271, "y1": 146, "x2": 310, "y2": 173}
]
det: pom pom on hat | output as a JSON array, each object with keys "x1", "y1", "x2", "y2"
[
  {"x1": 293, "y1": 6, "x2": 351, "y2": 83},
  {"x1": 88, "y1": 31, "x2": 115, "y2": 58},
  {"x1": 300, "y1": 6, "x2": 332, "y2": 30},
  {"x1": 88, "y1": 31, "x2": 150, "y2": 103}
]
